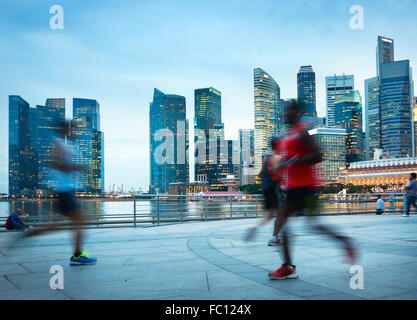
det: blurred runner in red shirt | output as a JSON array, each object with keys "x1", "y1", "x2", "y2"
[{"x1": 269, "y1": 100, "x2": 358, "y2": 280}]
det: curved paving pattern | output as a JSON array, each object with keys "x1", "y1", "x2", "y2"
[
  {"x1": 187, "y1": 225, "x2": 362, "y2": 300},
  {"x1": 0, "y1": 214, "x2": 417, "y2": 299}
]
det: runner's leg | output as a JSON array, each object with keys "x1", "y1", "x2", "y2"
[
  {"x1": 273, "y1": 207, "x2": 285, "y2": 237},
  {"x1": 281, "y1": 201, "x2": 296, "y2": 265},
  {"x1": 259, "y1": 209, "x2": 275, "y2": 227},
  {"x1": 70, "y1": 208, "x2": 83, "y2": 255},
  {"x1": 305, "y1": 199, "x2": 358, "y2": 264}
]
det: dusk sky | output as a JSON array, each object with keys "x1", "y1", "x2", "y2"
[{"x1": 1, "y1": 0, "x2": 417, "y2": 193}]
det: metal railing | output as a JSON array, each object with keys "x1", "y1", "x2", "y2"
[
  {"x1": 131, "y1": 194, "x2": 264, "y2": 226},
  {"x1": 0, "y1": 193, "x2": 410, "y2": 231}
]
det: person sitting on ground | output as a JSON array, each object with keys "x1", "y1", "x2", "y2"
[
  {"x1": 7, "y1": 209, "x2": 29, "y2": 231},
  {"x1": 376, "y1": 196, "x2": 384, "y2": 215}
]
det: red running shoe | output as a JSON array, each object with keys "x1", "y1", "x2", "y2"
[{"x1": 269, "y1": 264, "x2": 299, "y2": 280}]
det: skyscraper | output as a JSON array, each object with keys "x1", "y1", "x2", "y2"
[
  {"x1": 380, "y1": 60, "x2": 413, "y2": 158},
  {"x1": 334, "y1": 91, "x2": 363, "y2": 165},
  {"x1": 194, "y1": 87, "x2": 226, "y2": 186},
  {"x1": 254, "y1": 68, "x2": 280, "y2": 172},
  {"x1": 362, "y1": 131, "x2": 367, "y2": 161},
  {"x1": 366, "y1": 36, "x2": 414, "y2": 160},
  {"x1": 73, "y1": 98, "x2": 100, "y2": 131},
  {"x1": 193, "y1": 86, "x2": 238, "y2": 190},
  {"x1": 195, "y1": 123, "x2": 224, "y2": 176},
  {"x1": 276, "y1": 99, "x2": 291, "y2": 138},
  {"x1": 72, "y1": 114, "x2": 94, "y2": 194},
  {"x1": 195, "y1": 87, "x2": 221, "y2": 133},
  {"x1": 238, "y1": 129, "x2": 255, "y2": 186},
  {"x1": 309, "y1": 127, "x2": 346, "y2": 184},
  {"x1": 326, "y1": 75, "x2": 354, "y2": 127},
  {"x1": 414, "y1": 97, "x2": 417, "y2": 157},
  {"x1": 37, "y1": 98, "x2": 65, "y2": 189},
  {"x1": 72, "y1": 98, "x2": 104, "y2": 195},
  {"x1": 149, "y1": 89, "x2": 189, "y2": 194},
  {"x1": 365, "y1": 36, "x2": 394, "y2": 161},
  {"x1": 376, "y1": 36, "x2": 394, "y2": 76},
  {"x1": 92, "y1": 130, "x2": 104, "y2": 194},
  {"x1": 364, "y1": 77, "x2": 380, "y2": 160},
  {"x1": 8, "y1": 96, "x2": 37, "y2": 196},
  {"x1": 197, "y1": 138, "x2": 238, "y2": 191},
  {"x1": 28, "y1": 107, "x2": 39, "y2": 189},
  {"x1": 297, "y1": 65, "x2": 316, "y2": 119}
]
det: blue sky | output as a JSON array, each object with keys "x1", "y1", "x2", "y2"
[{"x1": 1, "y1": 0, "x2": 417, "y2": 193}]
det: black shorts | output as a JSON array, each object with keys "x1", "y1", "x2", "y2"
[
  {"x1": 263, "y1": 187, "x2": 282, "y2": 210},
  {"x1": 56, "y1": 192, "x2": 79, "y2": 216},
  {"x1": 286, "y1": 187, "x2": 317, "y2": 215}
]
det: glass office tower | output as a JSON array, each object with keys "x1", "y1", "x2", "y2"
[
  {"x1": 238, "y1": 129, "x2": 255, "y2": 186},
  {"x1": 72, "y1": 115, "x2": 93, "y2": 194},
  {"x1": 28, "y1": 107, "x2": 39, "y2": 189},
  {"x1": 334, "y1": 91, "x2": 363, "y2": 165},
  {"x1": 276, "y1": 99, "x2": 291, "y2": 138},
  {"x1": 414, "y1": 97, "x2": 417, "y2": 157},
  {"x1": 196, "y1": 138, "x2": 237, "y2": 191},
  {"x1": 149, "y1": 88, "x2": 189, "y2": 194},
  {"x1": 254, "y1": 68, "x2": 280, "y2": 172},
  {"x1": 297, "y1": 65, "x2": 316, "y2": 118},
  {"x1": 72, "y1": 98, "x2": 104, "y2": 195},
  {"x1": 73, "y1": 98, "x2": 100, "y2": 131},
  {"x1": 365, "y1": 77, "x2": 381, "y2": 160},
  {"x1": 92, "y1": 130, "x2": 104, "y2": 194},
  {"x1": 377, "y1": 36, "x2": 394, "y2": 76},
  {"x1": 195, "y1": 87, "x2": 221, "y2": 133},
  {"x1": 326, "y1": 75, "x2": 354, "y2": 127},
  {"x1": 194, "y1": 87, "x2": 227, "y2": 187},
  {"x1": 37, "y1": 98, "x2": 65, "y2": 189},
  {"x1": 8, "y1": 96, "x2": 37, "y2": 196},
  {"x1": 380, "y1": 60, "x2": 413, "y2": 158}
]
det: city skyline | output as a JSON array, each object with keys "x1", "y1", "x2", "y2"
[
  {"x1": 1, "y1": 0, "x2": 417, "y2": 193},
  {"x1": 8, "y1": 95, "x2": 105, "y2": 197}
]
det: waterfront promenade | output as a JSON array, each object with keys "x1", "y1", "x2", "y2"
[{"x1": 0, "y1": 214, "x2": 417, "y2": 300}]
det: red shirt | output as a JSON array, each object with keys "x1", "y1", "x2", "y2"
[{"x1": 282, "y1": 123, "x2": 316, "y2": 189}]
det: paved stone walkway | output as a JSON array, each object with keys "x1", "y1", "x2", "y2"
[{"x1": 0, "y1": 214, "x2": 417, "y2": 300}]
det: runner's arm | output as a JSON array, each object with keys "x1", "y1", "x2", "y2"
[
  {"x1": 293, "y1": 129, "x2": 322, "y2": 165},
  {"x1": 48, "y1": 142, "x2": 89, "y2": 173}
]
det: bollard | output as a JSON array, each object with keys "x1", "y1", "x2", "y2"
[
  {"x1": 230, "y1": 197, "x2": 233, "y2": 218},
  {"x1": 96, "y1": 198, "x2": 99, "y2": 226},
  {"x1": 133, "y1": 198, "x2": 136, "y2": 228},
  {"x1": 157, "y1": 195, "x2": 160, "y2": 226}
]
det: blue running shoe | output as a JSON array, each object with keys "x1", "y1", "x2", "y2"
[{"x1": 70, "y1": 250, "x2": 97, "y2": 266}]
